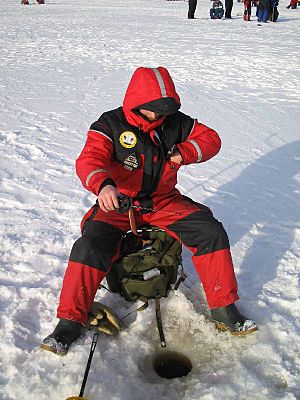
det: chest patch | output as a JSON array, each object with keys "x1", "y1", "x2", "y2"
[
  {"x1": 119, "y1": 131, "x2": 137, "y2": 149},
  {"x1": 124, "y1": 153, "x2": 140, "y2": 170}
]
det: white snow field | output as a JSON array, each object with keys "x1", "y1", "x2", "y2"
[{"x1": 0, "y1": 0, "x2": 300, "y2": 399}]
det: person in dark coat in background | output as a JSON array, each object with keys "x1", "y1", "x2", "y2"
[
  {"x1": 257, "y1": 0, "x2": 270, "y2": 22},
  {"x1": 188, "y1": 0, "x2": 198, "y2": 18},
  {"x1": 269, "y1": 0, "x2": 279, "y2": 21},
  {"x1": 225, "y1": 0, "x2": 233, "y2": 18},
  {"x1": 210, "y1": 0, "x2": 225, "y2": 18}
]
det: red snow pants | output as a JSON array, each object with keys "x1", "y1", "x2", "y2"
[{"x1": 57, "y1": 191, "x2": 239, "y2": 324}]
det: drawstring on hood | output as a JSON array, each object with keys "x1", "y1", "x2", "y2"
[{"x1": 123, "y1": 67, "x2": 181, "y2": 132}]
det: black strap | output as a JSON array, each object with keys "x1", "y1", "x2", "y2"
[
  {"x1": 155, "y1": 298, "x2": 166, "y2": 348},
  {"x1": 174, "y1": 265, "x2": 187, "y2": 291},
  {"x1": 98, "y1": 283, "x2": 113, "y2": 292}
]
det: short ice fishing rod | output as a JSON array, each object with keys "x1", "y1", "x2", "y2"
[{"x1": 66, "y1": 332, "x2": 99, "y2": 400}]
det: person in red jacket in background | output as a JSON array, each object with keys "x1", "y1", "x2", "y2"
[
  {"x1": 286, "y1": 0, "x2": 297, "y2": 8},
  {"x1": 41, "y1": 66, "x2": 257, "y2": 355},
  {"x1": 21, "y1": 0, "x2": 45, "y2": 4},
  {"x1": 244, "y1": 0, "x2": 252, "y2": 20}
]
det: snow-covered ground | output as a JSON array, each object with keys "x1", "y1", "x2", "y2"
[{"x1": 1, "y1": 0, "x2": 300, "y2": 399}]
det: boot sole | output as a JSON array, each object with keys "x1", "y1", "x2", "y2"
[
  {"x1": 215, "y1": 322, "x2": 258, "y2": 336},
  {"x1": 40, "y1": 343, "x2": 68, "y2": 356}
]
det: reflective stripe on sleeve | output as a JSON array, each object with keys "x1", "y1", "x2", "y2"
[
  {"x1": 188, "y1": 140, "x2": 202, "y2": 162},
  {"x1": 89, "y1": 130, "x2": 113, "y2": 142},
  {"x1": 86, "y1": 169, "x2": 109, "y2": 187}
]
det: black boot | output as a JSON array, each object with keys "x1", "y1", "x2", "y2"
[
  {"x1": 40, "y1": 319, "x2": 82, "y2": 355},
  {"x1": 211, "y1": 303, "x2": 258, "y2": 336}
]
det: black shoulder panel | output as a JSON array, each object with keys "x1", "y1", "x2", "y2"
[
  {"x1": 177, "y1": 111, "x2": 195, "y2": 141},
  {"x1": 100, "y1": 107, "x2": 127, "y2": 134},
  {"x1": 89, "y1": 107, "x2": 125, "y2": 141},
  {"x1": 157, "y1": 111, "x2": 195, "y2": 152}
]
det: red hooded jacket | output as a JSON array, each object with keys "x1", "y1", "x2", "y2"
[{"x1": 76, "y1": 67, "x2": 221, "y2": 202}]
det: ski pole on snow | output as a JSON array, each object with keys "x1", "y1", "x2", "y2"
[{"x1": 66, "y1": 332, "x2": 100, "y2": 400}]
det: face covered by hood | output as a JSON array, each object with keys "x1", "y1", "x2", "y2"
[{"x1": 123, "y1": 67, "x2": 181, "y2": 132}]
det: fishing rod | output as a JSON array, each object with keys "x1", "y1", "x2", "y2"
[{"x1": 65, "y1": 332, "x2": 99, "y2": 400}]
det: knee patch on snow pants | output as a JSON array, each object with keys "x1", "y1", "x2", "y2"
[
  {"x1": 166, "y1": 210, "x2": 230, "y2": 255},
  {"x1": 69, "y1": 221, "x2": 123, "y2": 272}
]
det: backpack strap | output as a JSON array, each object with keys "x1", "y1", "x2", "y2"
[
  {"x1": 120, "y1": 299, "x2": 149, "y2": 320},
  {"x1": 173, "y1": 264, "x2": 187, "y2": 290},
  {"x1": 99, "y1": 283, "x2": 113, "y2": 292},
  {"x1": 128, "y1": 208, "x2": 140, "y2": 236},
  {"x1": 155, "y1": 298, "x2": 166, "y2": 348}
]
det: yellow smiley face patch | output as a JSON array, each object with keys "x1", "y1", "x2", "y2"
[{"x1": 119, "y1": 131, "x2": 137, "y2": 148}]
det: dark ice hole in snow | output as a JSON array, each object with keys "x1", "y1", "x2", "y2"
[{"x1": 152, "y1": 350, "x2": 192, "y2": 379}]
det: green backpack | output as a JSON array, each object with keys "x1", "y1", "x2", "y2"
[
  {"x1": 106, "y1": 226, "x2": 183, "y2": 303},
  {"x1": 105, "y1": 226, "x2": 185, "y2": 347}
]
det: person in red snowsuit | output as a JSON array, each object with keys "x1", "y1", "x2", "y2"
[
  {"x1": 41, "y1": 67, "x2": 257, "y2": 355},
  {"x1": 21, "y1": 0, "x2": 45, "y2": 4},
  {"x1": 244, "y1": 0, "x2": 252, "y2": 20},
  {"x1": 286, "y1": 0, "x2": 297, "y2": 8}
]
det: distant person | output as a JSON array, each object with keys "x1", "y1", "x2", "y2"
[
  {"x1": 269, "y1": 0, "x2": 279, "y2": 20},
  {"x1": 257, "y1": 0, "x2": 270, "y2": 22},
  {"x1": 286, "y1": 0, "x2": 297, "y2": 8},
  {"x1": 210, "y1": 0, "x2": 224, "y2": 18},
  {"x1": 244, "y1": 0, "x2": 252, "y2": 20},
  {"x1": 225, "y1": 0, "x2": 233, "y2": 18},
  {"x1": 21, "y1": 0, "x2": 45, "y2": 4},
  {"x1": 188, "y1": 0, "x2": 197, "y2": 18}
]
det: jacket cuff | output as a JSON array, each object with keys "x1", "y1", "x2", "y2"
[
  {"x1": 98, "y1": 178, "x2": 117, "y2": 194},
  {"x1": 177, "y1": 141, "x2": 200, "y2": 165},
  {"x1": 84, "y1": 170, "x2": 113, "y2": 196}
]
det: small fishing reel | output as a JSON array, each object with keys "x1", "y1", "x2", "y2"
[{"x1": 116, "y1": 195, "x2": 132, "y2": 213}]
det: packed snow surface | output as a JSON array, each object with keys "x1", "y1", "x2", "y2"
[{"x1": 0, "y1": 0, "x2": 299, "y2": 399}]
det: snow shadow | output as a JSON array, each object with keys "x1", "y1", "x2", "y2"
[{"x1": 206, "y1": 141, "x2": 300, "y2": 302}]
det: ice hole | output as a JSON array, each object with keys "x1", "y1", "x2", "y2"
[{"x1": 152, "y1": 350, "x2": 192, "y2": 379}]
